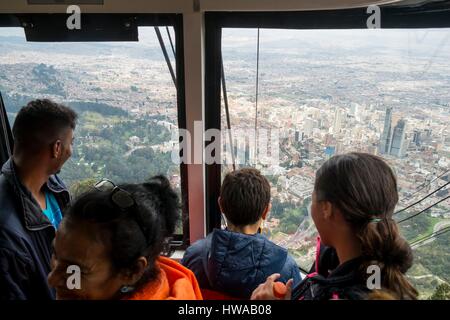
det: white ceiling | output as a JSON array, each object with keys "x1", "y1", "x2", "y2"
[{"x1": 0, "y1": 0, "x2": 408, "y2": 14}]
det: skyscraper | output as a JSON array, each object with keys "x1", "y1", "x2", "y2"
[
  {"x1": 333, "y1": 108, "x2": 343, "y2": 134},
  {"x1": 303, "y1": 117, "x2": 314, "y2": 137},
  {"x1": 379, "y1": 107, "x2": 407, "y2": 158},
  {"x1": 412, "y1": 130, "x2": 421, "y2": 146},
  {"x1": 379, "y1": 107, "x2": 393, "y2": 154},
  {"x1": 295, "y1": 129, "x2": 304, "y2": 142},
  {"x1": 244, "y1": 139, "x2": 250, "y2": 165},
  {"x1": 390, "y1": 119, "x2": 407, "y2": 158}
]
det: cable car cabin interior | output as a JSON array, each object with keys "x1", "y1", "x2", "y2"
[{"x1": 0, "y1": 0, "x2": 449, "y2": 301}]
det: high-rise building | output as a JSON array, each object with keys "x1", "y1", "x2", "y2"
[
  {"x1": 412, "y1": 130, "x2": 421, "y2": 146},
  {"x1": 379, "y1": 107, "x2": 407, "y2": 158},
  {"x1": 295, "y1": 130, "x2": 304, "y2": 142},
  {"x1": 349, "y1": 102, "x2": 362, "y2": 121},
  {"x1": 390, "y1": 119, "x2": 407, "y2": 158},
  {"x1": 303, "y1": 117, "x2": 314, "y2": 137},
  {"x1": 333, "y1": 108, "x2": 343, "y2": 134},
  {"x1": 244, "y1": 139, "x2": 250, "y2": 165},
  {"x1": 379, "y1": 107, "x2": 393, "y2": 154}
]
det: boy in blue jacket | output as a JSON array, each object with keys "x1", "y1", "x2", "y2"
[{"x1": 181, "y1": 168, "x2": 301, "y2": 299}]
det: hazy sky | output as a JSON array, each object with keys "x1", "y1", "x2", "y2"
[
  {"x1": 1, "y1": 26, "x2": 450, "y2": 48},
  {"x1": 1, "y1": 27, "x2": 449, "y2": 61}
]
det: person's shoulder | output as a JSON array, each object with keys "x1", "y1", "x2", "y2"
[
  {"x1": 259, "y1": 235, "x2": 289, "y2": 256},
  {"x1": 284, "y1": 252, "x2": 298, "y2": 267},
  {"x1": 181, "y1": 235, "x2": 211, "y2": 265},
  {"x1": 259, "y1": 237, "x2": 301, "y2": 269},
  {"x1": 0, "y1": 180, "x2": 23, "y2": 230},
  {"x1": 284, "y1": 253, "x2": 302, "y2": 282},
  {"x1": 48, "y1": 174, "x2": 68, "y2": 191},
  {"x1": 188, "y1": 235, "x2": 211, "y2": 252},
  {"x1": 0, "y1": 182, "x2": 33, "y2": 259},
  {"x1": 0, "y1": 173, "x2": 14, "y2": 199}
]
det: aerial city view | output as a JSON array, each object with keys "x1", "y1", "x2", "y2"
[
  {"x1": 0, "y1": 27, "x2": 449, "y2": 298},
  {"x1": 220, "y1": 28, "x2": 450, "y2": 297}
]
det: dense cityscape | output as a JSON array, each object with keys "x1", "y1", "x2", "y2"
[
  {"x1": 220, "y1": 28, "x2": 450, "y2": 297},
  {"x1": 0, "y1": 27, "x2": 449, "y2": 298}
]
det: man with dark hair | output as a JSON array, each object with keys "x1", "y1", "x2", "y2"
[
  {"x1": 182, "y1": 168, "x2": 301, "y2": 299},
  {"x1": 0, "y1": 99, "x2": 77, "y2": 300}
]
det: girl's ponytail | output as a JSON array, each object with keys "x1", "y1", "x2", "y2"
[
  {"x1": 314, "y1": 152, "x2": 418, "y2": 299},
  {"x1": 357, "y1": 219, "x2": 418, "y2": 299}
]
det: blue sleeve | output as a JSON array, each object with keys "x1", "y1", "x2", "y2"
[
  {"x1": 283, "y1": 254, "x2": 302, "y2": 287},
  {"x1": 180, "y1": 241, "x2": 199, "y2": 267},
  {"x1": 181, "y1": 239, "x2": 211, "y2": 289}
]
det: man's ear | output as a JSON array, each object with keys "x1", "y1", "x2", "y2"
[
  {"x1": 261, "y1": 203, "x2": 271, "y2": 220},
  {"x1": 52, "y1": 140, "x2": 62, "y2": 159}
]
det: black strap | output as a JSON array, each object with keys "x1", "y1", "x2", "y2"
[{"x1": 0, "y1": 92, "x2": 14, "y2": 166}]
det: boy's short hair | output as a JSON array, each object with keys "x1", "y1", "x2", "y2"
[
  {"x1": 12, "y1": 99, "x2": 77, "y2": 154},
  {"x1": 220, "y1": 168, "x2": 271, "y2": 226}
]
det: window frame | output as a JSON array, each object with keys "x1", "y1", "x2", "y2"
[
  {"x1": 204, "y1": 2, "x2": 450, "y2": 234},
  {"x1": 0, "y1": 13, "x2": 190, "y2": 246},
  {"x1": 0, "y1": 92, "x2": 13, "y2": 165}
]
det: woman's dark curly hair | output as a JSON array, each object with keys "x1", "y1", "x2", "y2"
[{"x1": 63, "y1": 175, "x2": 179, "y2": 290}]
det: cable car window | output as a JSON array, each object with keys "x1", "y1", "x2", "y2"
[
  {"x1": 220, "y1": 27, "x2": 450, "y2": 298},
  {"x1": 0, "y1": 26, "x2": 183, "y2": 232}
]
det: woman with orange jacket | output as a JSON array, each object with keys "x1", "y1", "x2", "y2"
[{"x1": 47, "y1": 176, "x2": 202, "y2": 300}]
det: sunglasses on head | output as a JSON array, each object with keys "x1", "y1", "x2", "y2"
[
  {"x1": 93, "y1": 179, "x2": 152, "y2": 243},
  {"x1": 93, "y1": 179, "x2": 136, "y2": 210}
]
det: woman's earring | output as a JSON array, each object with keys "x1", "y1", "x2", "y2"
[{"x1": 120, "y1": 285, "x2": 135, "y2": 294}]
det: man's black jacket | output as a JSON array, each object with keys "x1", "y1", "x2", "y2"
[{"x1": 0, "y1": 158, "x2": 70, "y2": 300}]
